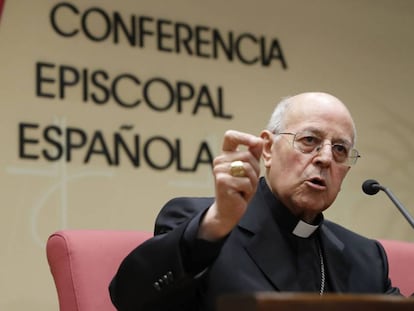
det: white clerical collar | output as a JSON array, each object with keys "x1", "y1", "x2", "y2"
[{"x1": 292, "y1": 220, "x2": 320, "y2": 238}]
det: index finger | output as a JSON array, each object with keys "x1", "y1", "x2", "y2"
[{"x1": 222, "y1": 130, "x2": 263, "y2": 159}]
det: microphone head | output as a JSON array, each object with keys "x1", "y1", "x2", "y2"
[{"x1": 362, "y1": 179, "x2": 380, "y2": 195}]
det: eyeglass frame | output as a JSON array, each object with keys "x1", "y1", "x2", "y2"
[{"x1": 275, "y1": 131, "x2": 361, "y2": 166}]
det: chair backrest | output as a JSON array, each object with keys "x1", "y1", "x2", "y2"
[
  {"x1": 379, "y1": 239, "x2": 414, "y2": 297},
  {"x1": 46, "y1": 230, "x2": 152, "y2": 311}
]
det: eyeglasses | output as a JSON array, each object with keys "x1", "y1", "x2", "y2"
[{"x1": 277, "y1": 131, "x2": 361, "y2": 166}]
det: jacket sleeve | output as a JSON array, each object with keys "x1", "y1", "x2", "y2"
[
  {"x1": 109, "y1": 197, "x2": 216, "y2": 311},
  {"x1": 375, "y1": 240, "x2": 402, "y2": 295}
]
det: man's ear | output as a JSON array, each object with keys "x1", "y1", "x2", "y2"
[{"x1": 260, "y1": 130, "x2": 273, "y2": 168}]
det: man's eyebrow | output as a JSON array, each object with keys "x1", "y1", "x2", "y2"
[
  {"x1": 300, "y1": 127, "x2": 323, "y2": 135},
  {"x1": 335, "y1": 138, "x2": 352, "y2": 145},
  {"x1": 301, "y1": 128, "x2": 352, "y2": 145}
]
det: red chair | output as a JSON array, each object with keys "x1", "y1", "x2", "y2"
[
  {"x1": 46, "y1": 230, "x2": 152, "y2": 311},
  {"x1": 379, "y1": 239, "x2": 414, "y2": 297}
]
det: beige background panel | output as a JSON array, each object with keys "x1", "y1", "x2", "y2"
[{"x1": 0, "y1": 1, "x2": 413, "y2": 310}]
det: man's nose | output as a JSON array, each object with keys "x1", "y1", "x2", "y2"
[{"x1": 314, "y1": 144, "x2": 334, "y2": 164}]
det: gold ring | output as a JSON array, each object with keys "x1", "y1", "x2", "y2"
[{"x1": 230, "y1": 160, "x2": 246, "y2": 177}]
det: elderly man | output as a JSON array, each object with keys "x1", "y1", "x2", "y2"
[{"x1": 109, "y1": 92, "x2": 400, "y2": 311}]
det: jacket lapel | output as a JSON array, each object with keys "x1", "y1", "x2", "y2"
[
  {"x1": 237, "y1": 188, "x2": 301, "y2": 292},
  {"x1": 320, "y1": 224, "x2": 350, "y2": 292},
  {"x1": 244, "y1": 220, "x2": 302, "y2": 292}
]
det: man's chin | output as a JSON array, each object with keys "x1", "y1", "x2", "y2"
[{"x1": 294, "y1": 199, "x2": 329, "y2": 220}]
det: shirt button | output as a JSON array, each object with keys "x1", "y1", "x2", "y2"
[{"x1": 153, "y1": 281, "x2": 161, "y2": 291}]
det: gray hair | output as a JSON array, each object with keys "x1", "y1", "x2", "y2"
[
  {"x1": 265, "y1": 96, "x2": 293, "y2": 134},
  {"x1": 265, "y1": 95, "x2": 357, "y2": 146}
]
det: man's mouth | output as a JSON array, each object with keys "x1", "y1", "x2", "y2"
[{"x1": 307, "y1": 177, "x2": 327, "y2": 187}]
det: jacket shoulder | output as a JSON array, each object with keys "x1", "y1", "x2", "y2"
[
  {"x1": 323, "y1": 219, "x2": 379, "y2": 245},
  {"x1": 323, "y1": 219, "x2": 386, "y2": 258},
  {"x1": 154, "y1": 197, "x2": 215, "y2": 235}
]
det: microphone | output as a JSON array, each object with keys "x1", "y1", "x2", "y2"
[{"x1": 362, "y1": 179, "x2": 414, "y2": 229}]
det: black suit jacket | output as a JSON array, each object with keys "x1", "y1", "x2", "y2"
[{"x1": 109, "y1": 179, "x2": 400, "y2": 311}]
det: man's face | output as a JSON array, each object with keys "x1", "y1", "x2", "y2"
[{"x1": 261, "y1": 93, "x2": 354, "y2": 222}]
